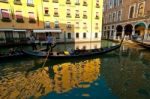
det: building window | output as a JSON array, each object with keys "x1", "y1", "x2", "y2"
[
  {"x1": 5, "y1": 31, "x2": 13, "y2": 42},
  {"x1": 114, "y1": 0, "x2": 117, "y2": 7},
  {"x1": 15, "y1": 11, "x2": 24, "y2": 23},
  {"x1": 76, "y1": 22, "x2": 79, "y2": 28},
  {"x1": 75, "y1": 10, "x2": 80, "y2": 18},
  {"x1": 45, "y1": 21, "x2": 50, "y2": 28},
  {"x1": 112, "y1": 13, "x2": 115, "y2": 22},
  {"x1": 96, "y1": 0, "x2": 100, "y2": 8},
  {"x1": 66, "y1": 0, "x2": 71, "y2": 4},
  {"x1": 27, "y1": 0, "x2": 34, "y2": 6},
  {"x1": 83, "y1": 33, "x2": 86, "y2": 38},
  {"x1": 95, "y1": 12, "x2": 99, "y2": 19},
  {"x1": 95, "y1": 33, "x2": 98, "y2": 38},
  {"x1": 83, "y1": 11, "x2": 87, "y2": 19},
  {"x1": 137, "y1": 2, "x2": 145, "y2": 17},
  {"x1": 53, "y1": 0, "x2": 58, "y2": 3},
  {"x1": 28, "y1": 12, "x2": 36, "y2": 23},
  {"x1": 66, "y1": 22, "x2": 71, "y2": 29},
  {"x1": 1, "y1": 9, "x2": 11, "y2": 22},
  {"x1": 76, "y1": 33, "x2": 79, "y2": 39},
  {"x1": 129, "y1": 6, "x2": 135, "y2": 18},
  {"x1": 44, "y1": 7, "x2": 49, "y2": 16},
  {"x1": 83, "y1": 22, "x2": 87, "y2": 29},
  {"x1": 66, "y1": 9, "x2": 71, "y2": 17},
  {"x1": 54, "y1": 8, "x2": 59, "y2": 17},
  {"x1": 95, "y1": 23, "x2": 99, "y2": 29},
  {"x1": 75, "y1": 0, "x2": 80, "y2": 5},
  {"x1": 118, "y1": 10, "x2": 121, "y2": 21},
  {"x1": 54, "y1": 21, "x2": 59, "y2": 28},
  {"x1": 19, "y1": 32, "x2": 26, "y2": 39},
  {"x1": 83, "y1": 0, "x2": 87, "y2": 6},
  {"x1": 119, "y1": 0, "x2": 122, "y2": 5},
  {"x1": 67, "y1": 33, "x2": 71, "y2": 39},
  {"x1": 0, "y1": 0, "x2": 8, "y2": 3}
]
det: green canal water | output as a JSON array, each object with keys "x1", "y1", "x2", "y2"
[{"x1": 0, "y1": 41, "x2": 150, "y2": 99}]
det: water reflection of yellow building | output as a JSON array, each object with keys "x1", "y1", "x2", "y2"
[{"x1": 0, "y1": 58, "x2": 101, "y2": 98}]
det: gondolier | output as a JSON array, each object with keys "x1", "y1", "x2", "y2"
[{"x1": 46, "y1": 33, "x2": 54, "y2": 52}]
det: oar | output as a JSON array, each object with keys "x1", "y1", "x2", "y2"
[{"x1": 41, "y1": 49, "x2": 51, "y2": 69}]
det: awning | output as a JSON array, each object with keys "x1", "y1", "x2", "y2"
[
  {"x1": 0, "y1": 29, "x2": 13, "y2": 31},
  {"x1": 13, "y1": 30, "x2": 26, "y2": 32},
  {"x1": 33, "y1": 29, "x2": 61, "y2": 33}
]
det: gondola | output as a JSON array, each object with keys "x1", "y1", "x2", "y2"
[
  {"x1": 23, "y1": 39, "x2": 123, "y2": 59},
  {"x1": 0, "y1": 51, "x2": 26, "y2": 60}
]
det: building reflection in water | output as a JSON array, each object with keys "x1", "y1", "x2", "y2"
[
  {"x1": 102, "y1": 45, "x2": 150, "y2": 99},
  {"x1": 0, "y1": 58, "x2": 101, "y2": 99}
]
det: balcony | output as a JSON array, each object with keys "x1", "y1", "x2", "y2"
[
  {"x1": 1, "y1": 18, "x2": 11, "y2": 22},
  {"x1": 27, "y1": 3, "x2": 34, "y2": 7},
  {"x1": 55, "y1": 25, "x2": 60, "y2": 28},
  {"x1": 0, "y1": 0, "x2": 8, "y2": 3},
  {"x1": 53, "y1": 0, "x2": 58, "y2": 3},
  {"x1": 44, "y1": 13, "x2": 50, "y2": 16},
  {"x1": 54, "y1": 13, "x2": 59, "y2": 17},
  {"x1": 14, "y1": 0, "x2": 22, "y2": 5},
  {"x1": 83, "y1": 2, "x2": 87, "y2": 6},
  {"x1": 43, "y1": 0, "x2": 49, "y2": 2},
  {"x1": 66, "y1": 0, "x2": 71, "y2": 4},
  {"x1": 29, "y1": 19, "x2": 36, "y2": 23},
  {"x1": 95, "y1": 16, "x2": 99, "y2": 19},
  {"x1": 75, "y1": 14, "x2": 80, "y2": 18},
  {"x1": 16, "y1": 18, "x2": 24, "y2": 23},
  {"x1": 83, "y1": 15, "x2": 87, "y2": 19},
  {"x1": 66, "y1": 14, "x2": 71, "y2": 18},
  {"x1": 66, "y1": 25, "x2": 72, "y2": 29},
  {"x1": 75, "y1": 2, "x2": 80, "y2": 5}
]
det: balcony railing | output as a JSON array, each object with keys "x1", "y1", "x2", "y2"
[
  {"x1": 1, "y1": 18, "x2": 11, "y2": 22},
  {"x1": 53, "y1": 0, "x2": 58, "y2": 3},
  {"x1": 29, "y1": 19, "x2": 36, "y2": 23},
  {"x1": 66, "y1": 14, "x2": 71, "y2": 18},
  {"x1": 75, "y1": 2, "x2": 80, "y2": 5},
  {"x1": 27, "y1": 3, "x2": 34, "y2": 7},
  {"x1": 0, "y1": 0, "x2": 8, "y2": 3},
  {"x1": 66, "y1": 0, "x2": 71, "y2": 4},
  {"x1": 16, "y1": 18, "x2": 24, "y2": 23},
  {"x1": 43, "y1": 0, "x2": 49, "y2": 2},
  {"x1": 54, "y1": 13, "x2": 59, "y2": 17},
  {"x1": 95, "y1": 16, "x2": 99, "y2": 19},
  {"x1": 83, "y1": 15, "x2": 87, "y2": 19},
  {"x1": 14, "y1": 0, "x2": 22, "y2": 5},
  {"x1": 75, "y1": 14, "x2": 80, "y2": 18}
]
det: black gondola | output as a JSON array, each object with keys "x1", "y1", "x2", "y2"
[
  {"x1": 0, "y1": 51, "x2": 26, "y2": 60},
  {"x1": 23, "y1": 40, "x2": 123, "y2": 59}
]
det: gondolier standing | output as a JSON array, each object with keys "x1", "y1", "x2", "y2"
[{"x1": 46, "y1": 33, "x2": 53, "y2": 52}]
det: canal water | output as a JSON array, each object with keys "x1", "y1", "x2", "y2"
[{"x1": 0, "y1": 41, "x2": 150, "y2": 99}]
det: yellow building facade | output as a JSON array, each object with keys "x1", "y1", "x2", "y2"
[{"x1": 0, "y1": 0, "x2": 103, "y2": 44}]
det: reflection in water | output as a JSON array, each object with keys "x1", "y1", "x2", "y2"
[
  {"x1": 0, "y1": 58, "x2": 101, "y2": 99},
  {"x1": 102, "y1": 45, "x2": 150, "y2": 99}
]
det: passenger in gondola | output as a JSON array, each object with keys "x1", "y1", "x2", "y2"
[{"x1": 8, "y1": 48, "x2": 15, "y2": 55}]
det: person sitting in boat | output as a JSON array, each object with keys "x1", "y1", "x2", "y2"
[{"x1": 8, "y1": 48, "x2": 15, "y2": 55}]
